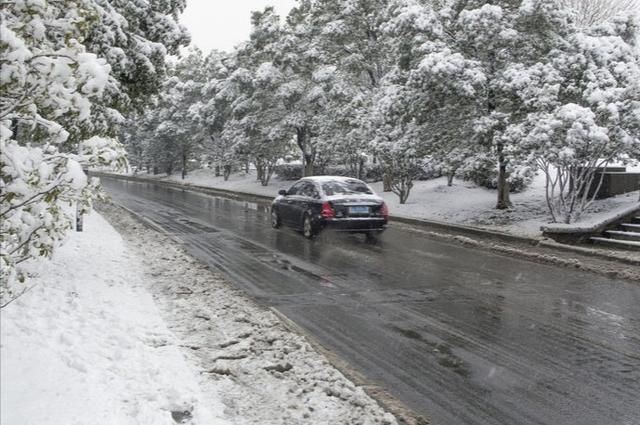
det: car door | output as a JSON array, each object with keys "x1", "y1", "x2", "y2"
[
  {"x1": 279, "y1": 181, "x2": 304, "y2": 225},
  {"x1": 288, "y1": 182, "x2": 316, "y2": 227}
]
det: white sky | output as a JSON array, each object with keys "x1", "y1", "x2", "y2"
[{"x1": 180, "y1": 0, "x2": 297, "y2": 53}]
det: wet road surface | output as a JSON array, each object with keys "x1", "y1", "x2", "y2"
[{"x1": 102, "y1": 177, "x2": 640, "y2": 425}]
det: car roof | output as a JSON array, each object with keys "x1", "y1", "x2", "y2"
[{"x1": 300, "y1": 176, "x2": 366, "y2": 183}]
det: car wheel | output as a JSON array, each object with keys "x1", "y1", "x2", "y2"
[
  {"x1": 365, "y1": 230, "x2": 384, "y2": 243},
  {"x1": 302, "y1": 214, "x2": 315, "y2": 239},
  {"x1": 271, "y1": 208, "x2": 281, "y2": 229}
]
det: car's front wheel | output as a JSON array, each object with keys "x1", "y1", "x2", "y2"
[
  {"x1": 271, "y1": 208, "x2": 281, "y2": 229},
  {"x1": 302, "y1": 213, "x2": 316, "y2": 239}
]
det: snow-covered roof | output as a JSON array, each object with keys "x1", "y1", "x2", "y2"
[{"x1": 300, "y1": 175, "x2": 366, "y2": 183}]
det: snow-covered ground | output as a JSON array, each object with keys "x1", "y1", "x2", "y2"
[
  {"x1": 1, "y1": 212, "x2": 228, "y2": 425},
  {"x1": 1, "y1": 208, "x2": 397, "y2": 425},
  {"x1": 136, "y1": 168, "x2": 640, "y2": 238}
]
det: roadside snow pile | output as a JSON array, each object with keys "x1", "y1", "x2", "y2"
[
  {"x1": 100, "y1": 201, "x2": 398, "y2": 425},
  {"x1": 0, "y1": 212, "x2": 228, "y2": 425}
]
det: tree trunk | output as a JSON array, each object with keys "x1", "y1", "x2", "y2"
[
  {"x1": 245, "y1": 161, "x2": 250, "y2": 174},
  {"x1": 383, "y1": 173, "x2": 392, "y2": 192},
  {"x1": 181, "y1": 152, "x2": 187, "y2": 180},
  {"x1": 357, "y1": 157, "x2": 365, "y2": 180},
  {"x1": 261, "y1": 163, "x2": 274, "y2": 186},
  {"x1": 486, "y1": 57, "x2": 512, "y2": 210},
  {"x1": 256, "y1": 160, "x2": 264, "y2": 182},
  {"x1": 304, "y1": 155, "x2": 314, "y2": 177},
  {"x1": 447, "y1": 172, "x2": 455, "y2": 186},
  {"x1": 11, "y1": 119, "x2": 19, "y2": 142},
  {"x1": 495, "y1": 143, "x2": 512, "y2": 209},
  {"x1": 296, "y1": 126, "x2": 315, "y2": 177},
  {"x1": 215, "y1": 165, "x2": 220, "y2": 177},
  {"x1": 394, "y1": 177, "x2": 413, "y2": 204}
]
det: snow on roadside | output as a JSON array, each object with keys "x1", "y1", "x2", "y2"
[
  {"x1": 131, "y1": 169, "x2": 639, "y2": 238},
  {"x1": 139, "y1": 169, "x2": 281, "y2": 198},
  {"x1": 99, "y1": 201, "x2": 398, "y2": 425},
  {"x1": 2, "y1": 204, "x2": 399, "y2": 425},
  {"x1": 1, "y1": 212, "x2": 228, "y2": 425}
]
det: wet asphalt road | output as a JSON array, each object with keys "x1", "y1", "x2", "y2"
[{"x1": 102, "y1": 177, "x2": 640, "y2": 425}]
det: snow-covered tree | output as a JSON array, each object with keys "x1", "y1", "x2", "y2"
[
  {"x1": 199, "y1": 51, "x2": 238, "y2": 179},
  {"x1": 122, "y1": 50, "x2": 208, "y2": 178},
  {"x1": 160, "y1": 50, "x2": 207, "y2": 178},
  {"x1": 558, "y1": 0, "x2": 640, "y2": 27},
  {"x1": 369, "y1": 0, "x2": 466, "y2": 202},
  {"x1": 1, "y1": 0, "x2": 125, "y2": 296},
  {"x1": 302, "y1": 0, "x2": 392, "y2": 179},
  {"x1": 268, "y1": 2, "x2": 337, "y2": 176},
  {"x1": 221, "y1": 8, "x2": 292, "y2": 185},
  {"x1": 373, "y1": 0, "x2": 576, "y2": 207},
  {"x1": 518, "y1": 15, "x2": 640, "y2": 223},
  {"x1": 1, "y1": 0, "x2": 187, "y2": 300},
  {"x1": 82, "y1": 0, "x2": 190, "y2": 112}
]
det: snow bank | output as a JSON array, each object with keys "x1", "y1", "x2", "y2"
[{"x1": 0, "y1": 212, "x2": 227, "y2": 425}]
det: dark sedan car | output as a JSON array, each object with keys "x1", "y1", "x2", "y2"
[{"x1": 271, "y1": 176, "x2": 389, "y2": 239}]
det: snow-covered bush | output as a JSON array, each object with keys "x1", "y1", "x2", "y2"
[
  {"x1": 526, "y1": 105, "x2": 639, "y2": 223},
  {"x1": 320, "y1": 165, "x2": 354, "y2": 178},
  {"x1": 371, "y1": 124, "x2": 427, "y2": 204},
  {"x1": 507, "y1": 166, "x2": 536, "y2": 194},
  {"x1": 416, "y1": 160, "x2": 442, "y2": 181},
  {"x1": 458, "y1": 155, "x2": 496, "y2": 189},
  {"x1": 274, "y1": 163, "x2": 304, "y2": 180},
  {"x1": 458, "y1": 155, "x2": 535, "y2": 193},
  {"x1": 364, "y1": 163, "x2": 385, "y2": 183}
]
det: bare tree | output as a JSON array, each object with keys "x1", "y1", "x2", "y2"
[{"x1": 559, "y1": 0, "x2": 640, "y2": 27}]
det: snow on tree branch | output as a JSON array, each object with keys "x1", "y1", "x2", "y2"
[{"x1": 1, "y1": 0, "x2": 187, "y2": 302}]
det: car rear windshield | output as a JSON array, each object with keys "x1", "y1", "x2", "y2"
[{"x1": 321, "y1": 180, "x2": 373, "y2": 196}]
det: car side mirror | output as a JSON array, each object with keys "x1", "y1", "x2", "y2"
[{"x1": 278, "y1": 189, "x2": 288, "y2": 196}]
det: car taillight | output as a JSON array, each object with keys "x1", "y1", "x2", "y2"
[
  {"x1": 381, "y1": 202, "x2": 389, "y2": 219},
  {"x1": 321, "y1": 201, "x2": 335, "y2": 218}
]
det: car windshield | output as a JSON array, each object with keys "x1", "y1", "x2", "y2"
[{"x1": 321, "y1": 180, "x2": 373, "y2": 196}]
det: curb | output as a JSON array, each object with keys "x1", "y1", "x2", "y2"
[
  {"x1": 95, "y1": 172, "x2": 639, "y2": 266},
  {"x1": 388, "y1": 214, "x2": 541, "y2": 246},
  {"x1": 390, "y1": 216, "x2": 639, "y2": 266},
  {"x1": 537, "y1": 239, "x2": 639, "y2": 266}
]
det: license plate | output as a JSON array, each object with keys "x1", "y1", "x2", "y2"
[{"x1": 348, "y1": 206, "x2": 369, "y2": 214}]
